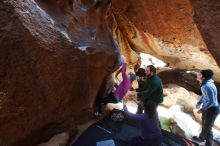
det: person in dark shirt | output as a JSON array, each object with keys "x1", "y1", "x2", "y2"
[
  {"x1": 126, "y1": 65, "x2": 164, "y2": 113},
  {"x1": 123, "y1": 98, "x2": 162, "y2": 146}
]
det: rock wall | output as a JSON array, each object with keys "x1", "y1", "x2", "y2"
[
  {"x1": 1, "y1": 0, "x2": 220, "y2": 145},
  {"x1": 0, "y1": 0, "x2": 118, "y2": 145},
  {"x1": 158, "y1": 69, "x2": 220, "y2": 102},
  {"x1": 110, "y1": 0, "x2": 220, "y2": 82},
  {"x1": 158, "y1": 69, "x2": 201, "y2": 94},
  {"x1": 190, "y1": 0, "x2": 220, "y2": 67}
]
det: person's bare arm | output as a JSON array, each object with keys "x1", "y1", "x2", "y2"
[
  {"x1": 115, "y1": 68, "x2": 122, "y2": 78},
  {"x1": 125, "y1": 91, "x2": 138, "y2": 101}
]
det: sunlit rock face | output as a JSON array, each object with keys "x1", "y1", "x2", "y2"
[
  {"x1": 162, "y1": 84, "x2": 199, "y2": 113},
  {"x1": 110, "y1": 0, "x2": 220, "y2": 81},
  {"x1": 0, "y1": 0, "x2": 118, "y2": 145}
]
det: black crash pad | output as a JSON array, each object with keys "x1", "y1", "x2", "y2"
[{"x1": 72, "y1": 109, "x2": 199, "y2": 146}]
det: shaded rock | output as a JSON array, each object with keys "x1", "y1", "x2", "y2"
[
  {"x1": 0, "y1": 0, "x2": 118, "y2": 145},
  {"x1": 190, "y1": 0, "x2": 220, "y2": 67},
  {"x1": 159, "y1": 69, "x2": 200, "y2": 93}
]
